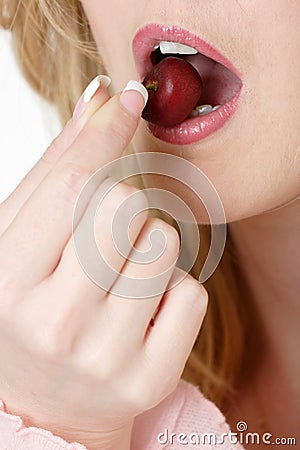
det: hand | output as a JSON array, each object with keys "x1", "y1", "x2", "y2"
[{"x1": 0, "y1": 78, "x2": 208, "y2": 450}]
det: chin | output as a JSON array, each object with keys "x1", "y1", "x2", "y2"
[{"x1": 130, "y1": 143, "x2": 295, "y2": 226}]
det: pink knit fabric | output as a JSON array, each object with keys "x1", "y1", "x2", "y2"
[{"x1": 0, "y1": 380, "x2": 244, "y2": 449}]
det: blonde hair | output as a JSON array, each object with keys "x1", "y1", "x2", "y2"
[{"x1": 1, "y1": 0, "x2": 249, "y2": 408}]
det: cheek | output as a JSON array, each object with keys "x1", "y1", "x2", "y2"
[
  {"x1": 81, "y1": 1, "x2": 137, "y2": 90},
  {"x1": 132, "y1": 107, "x2": 299, "y2": 225}
]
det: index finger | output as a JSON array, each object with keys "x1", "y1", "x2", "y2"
[
  {"x1": 2, "y1": 81, "x2": 148, "y2": 287},
  {"x1": 0, "y1": 75, "x2": 111, "y2": 234}
]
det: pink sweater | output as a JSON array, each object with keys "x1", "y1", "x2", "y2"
[{"x1": 0, "y1": 380, "x2": 244, "y2": 449}]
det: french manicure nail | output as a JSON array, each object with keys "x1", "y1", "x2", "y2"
[
  {"x1": 120, "y1": 80, "x2": 148, "y2": 117},
  {"x1": 73, "y1": 75, "x2": 112, "y2": 120}
]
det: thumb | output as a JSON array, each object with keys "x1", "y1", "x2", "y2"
[{"x1": 0, "y1": 75, "x2": 111, "y2": 234}]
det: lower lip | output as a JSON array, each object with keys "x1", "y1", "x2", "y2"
[{"x1": 145, "y1": 91, "x2": 241, "y2": 145}]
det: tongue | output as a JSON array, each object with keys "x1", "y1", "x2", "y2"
[
  {"x1": 184, "y1": 53, "x2": 216, "y2": 86},
  {"x1": 184, "y1": 53, "x2": 242, "y2": 105}
]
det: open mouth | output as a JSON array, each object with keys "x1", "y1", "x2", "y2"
[{"x1": 132, "y1": 24, "x2": 243, "y2": 145}]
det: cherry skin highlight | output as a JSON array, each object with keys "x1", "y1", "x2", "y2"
[{"x1": 142, "y1": 56, "x2": 203, "y2": 128}]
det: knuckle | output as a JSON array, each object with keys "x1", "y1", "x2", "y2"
[
  {"x1": 57, "y1": 161, "x2": 93, "y2": 204},
  {"x1": 106, "y1": 124, "x2": 129, "y2": 149},
  {"x1": 107, "y1": 182, "x2": 148, "y2": 213},
  {"x1": 26, "y1": 302, "x2": 78, "y2": 361},
  {"x1": 96, "y1": 359, "x2": 122, "y2": 381},
  {"x1": 181, "y1": 276, "x2": 208, "y2": 313},
  {"x1": 109, "y1": 181, "x2": 139, "y2": 204},
  {"x1": 87, "y1": 350, "x2": 127, "y2": 382},
  {"x1": 87, "y1": 118, "x2": 131, "y2": 150},
  {"x1": 42, "y1": 139, "x2": 61, "y2": 165},
  {"x1": 104, "y1": 118, "x2": 132, "y2": 150},
  {"x1": 148, "y1": 218, "x2": 180, "y2": 251},
  {"x1": 74, "y1": 333, "x2": 129, "y2": 381},
  {"x1": 32, "y1": 320, "x2": 71, "y2": 361}
]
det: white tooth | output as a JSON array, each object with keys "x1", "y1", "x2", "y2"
[
  {"x1": 189, "y1": 104, "x2": 221, "y2": 118},
  {"x1": 153, "y1": 43, "x2": 160, "y2": 50},
  {"x1": 188, "y1": 109, "x2": 200, "y2": 118},
  {"x1": 159, "y1": 41, "x2": 198, "y2": 55},
  {"x1": 196, "y1": 105, "x2": 213, "y2": 115}
]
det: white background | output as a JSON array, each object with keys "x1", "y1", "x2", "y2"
[{"x1": 0, "y1": 28, "x2": 61, "y2": 203}]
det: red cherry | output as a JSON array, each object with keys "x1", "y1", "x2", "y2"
[{"x1": 142, "y1": 56, "x2": 203, "y2": 128}]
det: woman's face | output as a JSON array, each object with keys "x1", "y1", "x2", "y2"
[{"x1": 81, "y1": 0, "x2": 300, "y2": 223}]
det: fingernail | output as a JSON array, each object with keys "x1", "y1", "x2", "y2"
[
  {"x1": 73, "y1": 75, "x2": 111, "y2": 120},
  {"x1": 120, "y1": 80, "x2": 148, "y2": 117}
]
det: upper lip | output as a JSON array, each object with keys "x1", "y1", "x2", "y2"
[{"x1": 132, "y1": 23, "x2": 243, "y2": 82}]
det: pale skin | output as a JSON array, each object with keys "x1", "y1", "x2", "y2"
[
  {"x1": 80, "y1": 0, "x2": 300, "y2": 446},
  {"x1": 0, "y1": 87, "x2": 208, "y2": 449},
  {"x1": 228, "y1": 202, "x2": 300, "y2": 444},
  {"x1": 0, "y1": 1, "x2": 299, "y2": 450}
]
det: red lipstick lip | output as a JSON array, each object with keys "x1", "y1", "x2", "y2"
[
  {"x1": 145, "y1": 92, "x2": 241, "y2": 146},
  {"x1": 132, "y1": 23, "x2": 243, "y2": 145}
]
